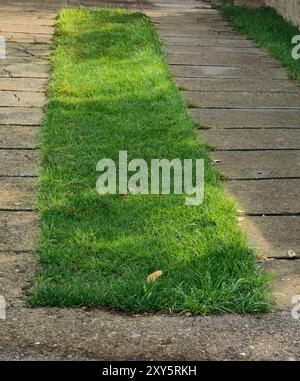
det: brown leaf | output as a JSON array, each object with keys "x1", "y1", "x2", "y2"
[
  {"x1": 147, "y1": 270, "x2": 163, "y2": 283},
  {"x1": 288, "y1": 249, "x2": 297, "y2": 258}
]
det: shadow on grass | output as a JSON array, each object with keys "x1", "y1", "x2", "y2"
[{"x1": 30, "y1": 8, "x2": 271, "y2": 314}]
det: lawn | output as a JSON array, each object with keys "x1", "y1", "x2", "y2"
[
  {"x1": 220, "y1": 4, "x2": 300, "y2": 84},
  {"x1": 29, "y1": 8, "x2": 270, "y2": 313}
]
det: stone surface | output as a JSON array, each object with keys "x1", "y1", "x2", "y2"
[
  {"x1": 0, "y1": 211, "x2": 39, "y2": 251},
  {"x1": 226, "y1": 179, "x2": 300, "y2": 214},
  {"x1": 0, "y1": 24, "x2": 54, "y2": 34},
  {"x1": 159, "y1": 30, "x2": 247, "y2": 40},
  {"x1": 6, "y1": 46, "x2": 50, "y2": 59},
  {"x1": 0, "y1": 78, "x2": 47, "y2": 91},
  {"x1": 154, "y1": 17, "x2": 229, "y2": 26},
  {"x1": 239, "y1": 216, "x2": 300, "y2": 258},
  {"x1": 0, "y1": 63, "x2": 49, "y2": 78},
  {"x1": 0, "y1": 57, "x2": 48, "y2": 64},
  {"x1": 0, "y1": 149, "x2": 40, "y2": 176},
  {"x1": 263, "y1": 260, "x2": 300, "y2": 310},
  {"x1": 157, "y1": 24, "x2": 235, "y2": 32},
  {"x1": 0, "y1": 126, "x2": 39, "y2": 148},
  {"x1": 176, "y1": 77, "x2": 299, "y2": 92},
  {"x1": 199, "y1": 128, "x2": 300, "y2": 150},
  {"x1": 0, "y1": 177, "x2": 36, "y2": 210},
  {"x1": 0, "y1": 16, "x2": 55, "y2": 26},
  {"x1": 165, "y1": 45, "x2": 268, "y2": 56},
  {"x1": 191, "y1": 109, "x2": 300, "y2": 128},
  {"x1": 1, "y1": 32, "x2": 53, "y2": 44},
  {"x1": 0, "y1": 91, "x2": 46, "y2": 107},
  {"x1": 170, "y1": 64, "x2": 288, "y2": 79},
  {"x1": 164, "y1": 36, "x2": 255, "y2": 47},
  {"x1": 167, "y1": 52, "x2": 279, "y2": 66},
  {"x1": 185, "y1": 90, "x2": 300, "y2": 108},
  {"x1": 212, "y1": 151, "x2": 300, "y2": 179},
  {"x1": 0, "y1": 107, "x2": 43, "y2": 125}
]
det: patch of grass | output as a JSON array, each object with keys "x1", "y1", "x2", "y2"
[
  {"x1": 220, "y1": 5, "x2": 300, "y2": 83},
  {"x1": 29, "y1": 8, "x2": 270, "y2": 314}
]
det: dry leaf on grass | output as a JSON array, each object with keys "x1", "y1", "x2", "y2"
[{"x1": 147, "y1": 270, "x2": 163, "y2": 283}]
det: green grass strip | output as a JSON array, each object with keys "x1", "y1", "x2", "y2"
[
  {"x1": 29, "y1": 8, "x2": 270, "y2": 313},
  {"x1": 220, "y1": 4, "x2": 300, "y2": 83}
]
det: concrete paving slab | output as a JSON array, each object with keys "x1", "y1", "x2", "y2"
[
  {"x1": 160, "y1": 30, "x2": 246, "y2": 39},
  {"x1": 0, "y1": 24, "x2": 54, "y2": 34},
  {"x1": 176, "y1": 77, "x2": 299, "y2": 92},
  {"x1": 0, "y1": 91, "x2": 46, "y2": 107},
  {"x1": 157, "y1": 25, "x2": 234, "y2": 32},
  {"x1": 0, "y1": 16, "x2": 54, "y2": 26},
  {"x1": 185, "y1": 91, "x2": 300, "y2": 108},
  {"x1": 170, "y1": 64, "x2": 288, "y2": 79},
  {"x1": 1, "y1": 32, "x2": 53, "y2": 44},
  {"x1": 167, "y1": 53, "x2": 279, "y2": 66},
  {"x1": 199, "y1": 128, "x2": 300, "y2": 150},
  {"x1": 0, "y1": 11, "x2": 55, "y2": 19},
  {"x1": 0, "y1": 211, "x2": 39, "y2": 251},
  {"x1": 0, "y1": 125, "x2": 39, "y2": 148},
  {"x1": 7, "y1": 42, "x2": 50, "y2": 49},
  {"x1": 163, "y1": 36, "x2": 255, "y2": 47},
  {"x1": 0, "y1": 149, "x2": 40, "y2": 176},
  {"x1": 0, "y1": 0, "x2": 67, "y2": 4},
  {"x1": 0, "y1": 107, "x2": 43, "y2": 125},
  {"x1": 0, "y1": 4, "x2": 64, "y2": 13},
  {"x1": 154, "y1": 18, "x2": 230, "y2": 26},
  {"x1": 239, "y1": 216, "x2": 300, "y2": 258},
  {"x1": 6, "y1": 45, "x2": 50, "y2": 58},
  {"x1": 212, "y1": 151, "x2": 300, "y2": 179},
  {"x1": 0, "y1": 57, "x2": 48, "y2": 64},
  {"x1": 165, "y1": 45, "x2": 268, "y2": 56},
  {"x1": 0, "y1": 78, "x2": 47, "y2": 92},
  {"x1": 0, "y1": 177, "x2": 36, "y2": 210},
  {"x1": 0, "y1": 63, "x2": 49, "y2": 78},
  {"x1": 191, "y1": 109, "x2": 300, "y2": 128},
  {"x1": 263, "y1": 259, "x2": 300, "y2": 310},
  {"x1": 226, "y1": 179, "x2": 300, "y2": 214}
]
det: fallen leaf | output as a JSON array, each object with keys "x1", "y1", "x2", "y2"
[
  {"x1": 288, "y1": 249, "x2": 297, "y2": 258},
  {"x1": 147, "y1": 270, "x2": 163, "y2": 283},
  {"x1": 256, "y1": 254, "x2": 268, "y2": 261},
  {"x1": 213, "y1": 159, "x2": 222, "y2": 166}
]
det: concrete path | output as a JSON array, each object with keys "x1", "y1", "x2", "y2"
[
  {"x1": 0, "y1": 0, "x2": 300, "y2": 361},
  {"x1": 144, "y1": 0, "x2": 300, "y2": 310}
]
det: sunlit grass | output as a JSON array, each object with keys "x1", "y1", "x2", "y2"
[
  {"x1": 29, "y1": 9, "x2": 270, "y2": 313},
  {"x1": 220, "y1": 4, "x2": 300, "y2": 83}
]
